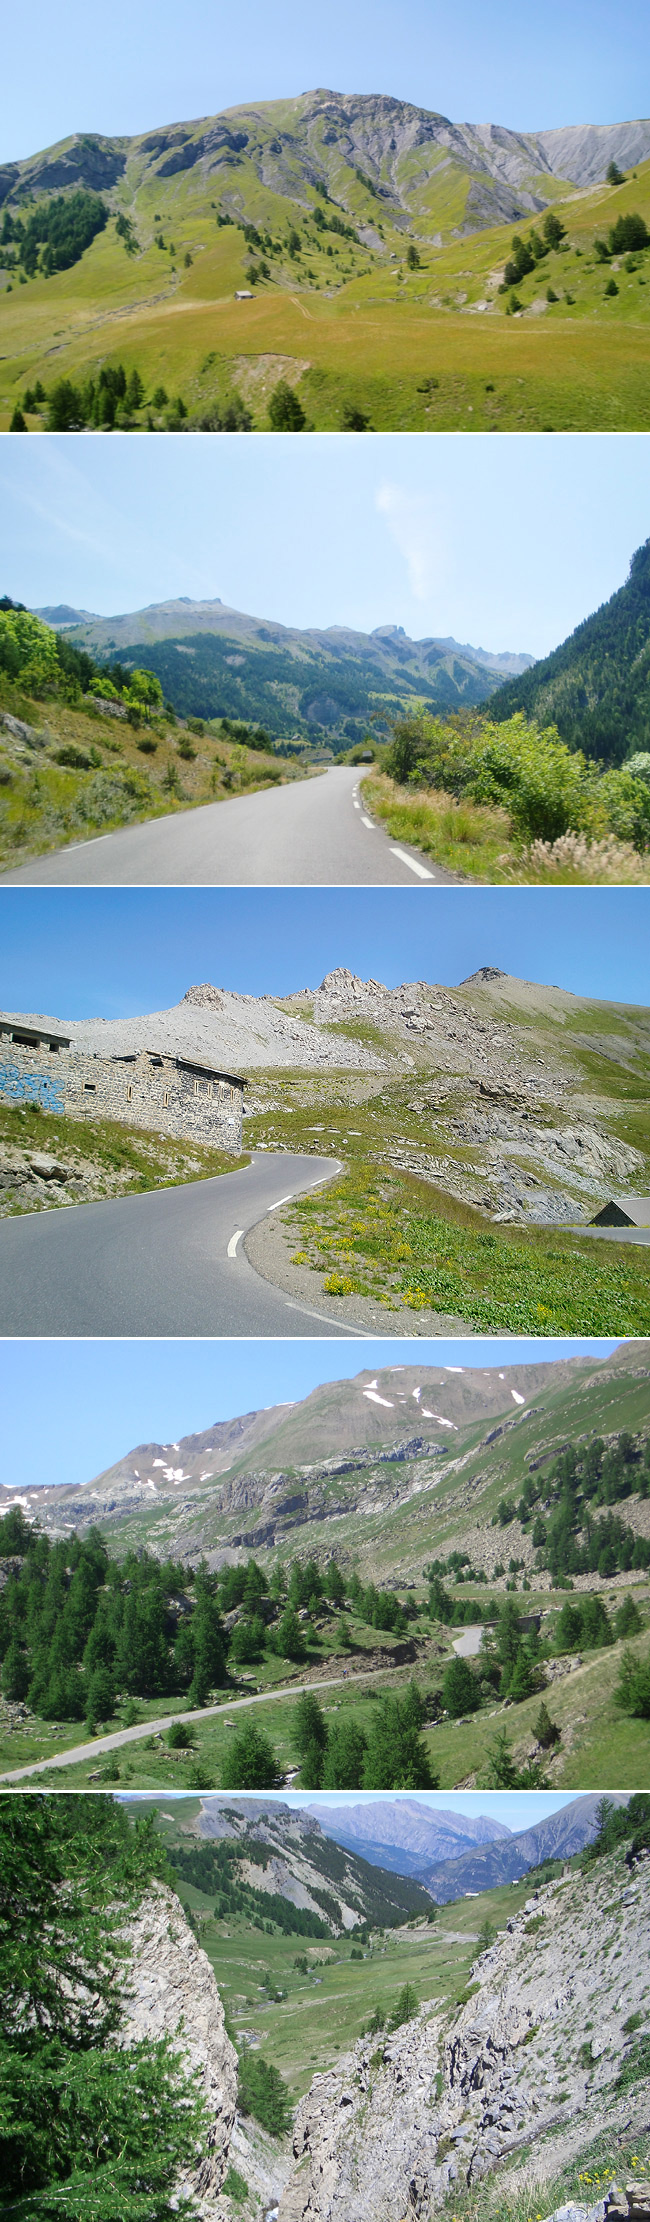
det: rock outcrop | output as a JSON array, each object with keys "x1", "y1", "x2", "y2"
[
  {"x1": 278, "y1": 1855, "x2": 650, "y2": 2222},
  {"x1": 120, "y1": 1885, "x2": 238, "y2": 2200}
]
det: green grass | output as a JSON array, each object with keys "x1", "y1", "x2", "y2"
[
  {"x1": 2, "y1": 158, "x2": 650, "y2": 429},
  {"x1": 363, "y1": 774, "x2": 650, "y2": 885},
  {"x1": 152, "y1": 1847, "x2": 537, "y2": 2099},
  {"x1": 0, "y1": 1097, "x2": 249, "y2": 1217},
  {"x1": 12, "y1": 1620, "x2": 650, "y2": 1793},
  {"x1": 286, "y1": 1160, "x2": 650, "y2": 1333}
]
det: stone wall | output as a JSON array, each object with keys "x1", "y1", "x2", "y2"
[{"x1": 0, "y1": 1036, "x2": 244, "y2": 1152}]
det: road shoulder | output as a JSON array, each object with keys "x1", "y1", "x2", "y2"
[{"x1": 244, "y1": 1203, "x2": 475, "y2": 1336}]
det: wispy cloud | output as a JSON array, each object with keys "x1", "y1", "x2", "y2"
[{"x1": 375, "y1": 481, "x2": 449, "y2": 605}]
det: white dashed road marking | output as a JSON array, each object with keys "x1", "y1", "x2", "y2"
[
  {"x1": 227, "y1": 1229, "x2": 243, "y2": 1257},
  {"x1": 389, "y1": 846, "x2": 435, "y2": 880},
  {"x1": 361, "y1": 815, "x2": 374, "y2": 829}
]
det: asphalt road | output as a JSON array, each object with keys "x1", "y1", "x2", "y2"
[
  {"x1": 0, "y1": 1151, "x2": 367, "y2": 1336},
  {"x1": 0, "y1": 1666, "x2": 388, "y2": 1783},
  {"x1": 0, "y1": 766, "x2": 453, "y2": 885}
]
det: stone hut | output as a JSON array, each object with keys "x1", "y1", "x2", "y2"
[{"x1": 0, "y1": 1018, "x2": 246, "y2": 1153}]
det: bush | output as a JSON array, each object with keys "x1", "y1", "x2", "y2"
[{"x1": 166, "y1": 1720, "x2": 194, "y2": 1748}]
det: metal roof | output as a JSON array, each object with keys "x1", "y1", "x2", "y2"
[{"x1": 591, "y1": 1197, "x2": 650, "y2": 1228}]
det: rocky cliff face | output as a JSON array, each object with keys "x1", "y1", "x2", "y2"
[
  {"x1": 278, "y1": 1854, "x2": 650, "y2": 2222},
  {"x1": 120, "y1": 1885, "x2": 238, "y2": 2200}
]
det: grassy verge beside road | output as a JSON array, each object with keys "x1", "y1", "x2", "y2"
[
  {"x1": 0, "y1": 677, "x2": 306, "y2": 870},
  {"x1": 363, "y1": 773, "x2": 650, "y2": 885},
  {"x1": 0, "y1": 1097, "x2": 249, "y2": 1216}
]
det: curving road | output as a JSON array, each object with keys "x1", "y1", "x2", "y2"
[
  {"x1": 0, "y1": 1151, "x2": 366, "y2": 1337},
  {"x1": 0, "y1": 1665, "x2": 389, "y2": 1784},
  {"x1": 0, "y1": 766, "x2": 453, "y2": 885}
]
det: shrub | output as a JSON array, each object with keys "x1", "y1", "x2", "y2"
[{"x1": 166, "y1": 1720, "x2": 195, "y2": 1748}]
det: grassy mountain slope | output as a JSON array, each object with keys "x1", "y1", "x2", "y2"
[
  {"x1": 492, "y1": 537, "x2": 650, "y2": 763},
  {"x1": 1, "y1": 97, "x2": 650, "y2": 429}
]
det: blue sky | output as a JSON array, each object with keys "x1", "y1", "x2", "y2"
[
  {"x1": 122, "y1": 1788, "x2": 584, "y2": 1829},
  {"x1": 2, "y1": 436, "x2": 650, "y2": 661},
  {"x1": 2, "y1": 0, "x2": 647, "y2": 162},
  {"x1": 0, "y1": 1338, "x2": 617, "y2": 1493},
  {"x1": 1, "y1": 887, "x2": 649, "y2": 1012}
]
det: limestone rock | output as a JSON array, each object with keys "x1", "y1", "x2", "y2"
[{"x1": 119, "y1": 1885, "x2": 238, "y2": 2199}]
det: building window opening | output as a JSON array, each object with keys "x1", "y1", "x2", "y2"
[
  {"x1": 194, "y1": 1079, "x2": 200, "y2": 1095},
  {"x1": 127, "y1": 1084, "x2": 132, "y2": 1101},
  {"x1": 83, "y1": 1082, "x2": 96, "y2": 1093},
  {"x1": 163, "y1": 1091, "x2": 169, "y2": 1107}
]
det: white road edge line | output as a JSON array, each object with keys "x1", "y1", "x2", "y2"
[
  {"x1": 227, "y1": 1229, "x2": 243, "y2": 1257},
  {"x1": 361, "y1": 814, "x2": 374, "y2": 829},
  {"x1": 389, "y1": 846, "x2": 435, "y2": 880},
  {"x1": 285, "y1": 1301, "x2": 367, "y2": 1335},
  {"x1": 269, "y1": 1194, "x2": 293, "y2": 1211}
]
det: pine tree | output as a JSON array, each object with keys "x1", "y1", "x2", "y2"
[
  {"x1": 1, "y1": 1635, "x2": 30, "y2": 1701},
  {"x1": 220, "y1": 1723, "x2": 282, "y2": 1788},
  {"x1": 441, "y1": 1655, "x2": 481, "y2": 1717},
  {"x1": 533, "y1": 1700, "x2": 560, "y2": 1749},
  {"x1": 322, "y1": 1717, "x2": 368, "y2": 1788}
]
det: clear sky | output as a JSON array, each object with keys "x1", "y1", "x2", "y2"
[
  {"x1": 1, "y1": 887, "x2": 649, "y2": 1013},
  {"x1": 2, "y1": 435, "x2": 649, "y2": 661},
  {"x1": 2, "y1": 0, "x2": 647, "y2": 163},
  {"x1": 121, "y1": 1787, "x2": 585, "y2": 1829},
  {"x1": 0, "y1": 1338, "x2": 616, "y2": 1492}
]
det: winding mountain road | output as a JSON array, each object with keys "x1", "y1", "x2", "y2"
[
  {"x1": 0, "y1": 766, "x2": 452, "y2": 885},
  {"x1": 0, "y1": 1665, "x2": 389, "y2": 1784},
  {"x1": 0, "y1": 1151, "x2": 365, "y2": 1336}
]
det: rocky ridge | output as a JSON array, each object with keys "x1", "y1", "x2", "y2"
[
  {"x1": 3, "y1": 966, "x2": 647, "y2": 1223},
  {"x1": 7, "y1": 95, "x2": 650, "y2": 243},
  {"x1": 278, "y1": 1853, "x2": 650, "y2": 2222}
]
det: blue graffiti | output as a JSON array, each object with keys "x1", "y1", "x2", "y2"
[{"x1": 0, "y1": 1061, "x2": 65, "y2": 1113}]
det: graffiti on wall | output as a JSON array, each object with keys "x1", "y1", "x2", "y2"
[{"x1": 0, "y1": 1061, "x2": 66, "y2": 1114}]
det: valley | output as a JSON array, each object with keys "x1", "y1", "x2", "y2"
[
  {"x1": 2, "y1": 1342, "x2": 649, "y2": 1791},
  {"x1": 7, "y1": 1788, "x2": 648, "y2": 2221},
  {"x1": 1, "y1": 94, "x2": 650, "y2": 429}
]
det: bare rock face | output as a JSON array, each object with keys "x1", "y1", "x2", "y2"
[
  {"x1": 182, "y1": 983, "x2": 226, "y2": 1009},
  {"x1": 119, "y1": 1885, "x2": 238, "y2": 2199},
  {"x1": 279, "y1": 1856, "x2": 650, "y2": 2222}
]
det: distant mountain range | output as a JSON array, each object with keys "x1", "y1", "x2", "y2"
[
  {"x1": 6, "y1": 93, "x2": 650, "y2": 242},
  {"x1": 33, "y1": 598, "x2": 533, "y2": 744},
  {"x1": 308, "y1": 1797, "x2": 511, "y2": 1877},
  {"x1": 311, "y1": 1793, "x2": 629, "y2": 1895},
  {"x1": 492, "y1": 537, "x2": 650, "y2": 766}
]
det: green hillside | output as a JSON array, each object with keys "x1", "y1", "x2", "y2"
[
  {"x1": 492, "y1": 538, "x2": 650, "y2": 764},
  {"x1": 1, "y1": 97, "x2": 650, "y2": 429}
]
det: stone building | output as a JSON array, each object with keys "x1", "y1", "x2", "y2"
[{"x1": 0, "y1": 1018, "x2": 246, "y2": 1152}]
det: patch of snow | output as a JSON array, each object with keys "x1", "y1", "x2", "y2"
[
  {"x1": 363, "y1": 1390, "x2": 395, "y2": 1408},
  {"x1": 510, "y1": 1390, "x2": 526, "y2": 1405},
  {"x1": 444, "y1": 1366, "x2": 464, "y2": 1373},
  {"x1": 425, "y1": 1412, "x2": 458, "y2": 1429}
]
